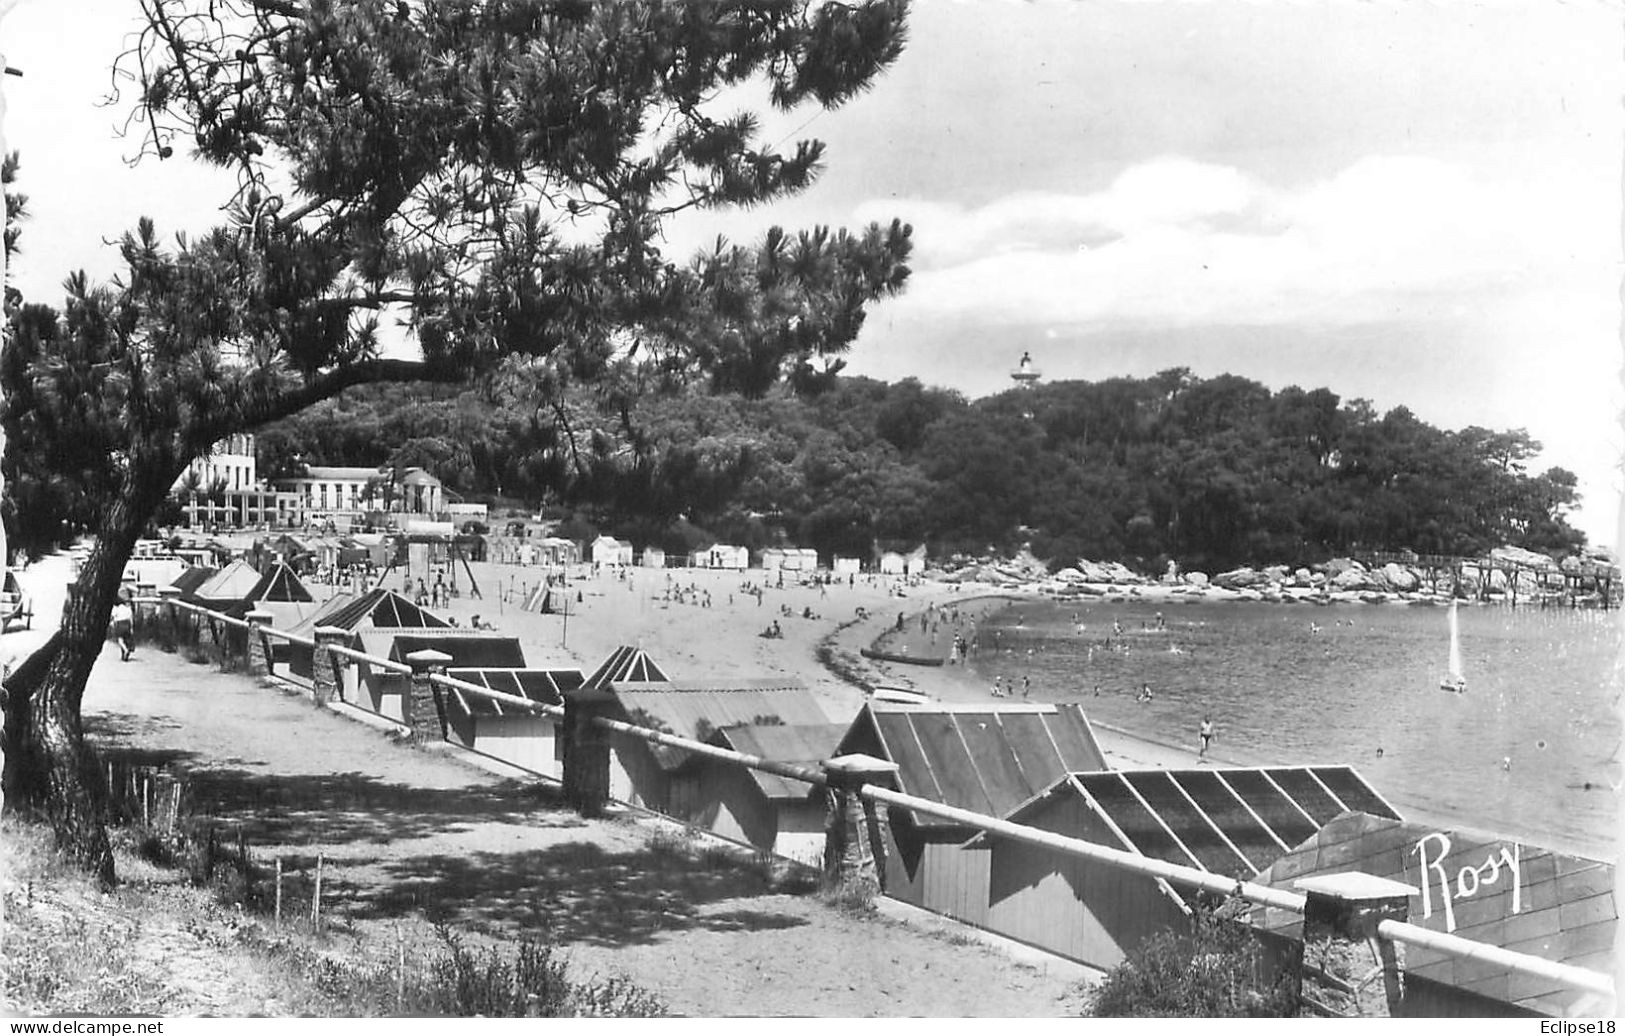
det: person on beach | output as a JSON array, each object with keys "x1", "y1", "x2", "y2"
[
  {"x1": 111, "y1": 597, "x2": 135, "y2": 661},
  {"x1": 1022, "y1": 674, "x2": 1031, "y2": 698},
  {"x1": 1199, "y1": 714, "x2": 1215, "y2": 758},
  {"x1": 1136, "y1": 683, "x2": 1153, "y2": 703}
]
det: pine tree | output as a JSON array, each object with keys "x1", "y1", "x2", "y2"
[{"x1": 0, "y1": 0, "x2": 913, "y2": 882}]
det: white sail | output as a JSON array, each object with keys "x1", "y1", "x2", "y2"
[{"x1": 1442, "y1": 599, "x2": 1466, "y2": 691}]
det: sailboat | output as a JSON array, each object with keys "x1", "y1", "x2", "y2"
[{"x1": 1440, "y1": 598, "x2": 1467, "y2": 693}]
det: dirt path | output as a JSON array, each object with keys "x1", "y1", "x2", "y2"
[{"x1": 80, "y1": 644, "x2": 1091, "y2": 1017}]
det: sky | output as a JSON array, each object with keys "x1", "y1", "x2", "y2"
[{"x1": 0, "y1": 1, "x2": 1620, "y2": 545}]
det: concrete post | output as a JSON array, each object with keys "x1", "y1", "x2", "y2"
[
  {"x1": 1293, "y1": 873, "x2": 1418, "y2": 1017},
  {"x1": 311, "y1": 626, "x2": 349, "y2": 707},
  {"x1": 561, "y1": 686, "x2": 616, "y2": 818},
  {"x1": 403, "y1": 648, "x2": 453, "y2": 743},
  {"x1": 820, "y1": 754, "x2": 901, "y2": 895},
  {"x1": 244, "y1": 609, "x2": 274, "y2": 676}
]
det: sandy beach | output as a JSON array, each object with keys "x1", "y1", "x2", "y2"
[{"x1": 412, "y1": 557, "x2": 1531, "y2": 844}]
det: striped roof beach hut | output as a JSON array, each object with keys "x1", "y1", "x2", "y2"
[{"x1": 439, "y1": 667, "x2": 584, "y2": 779}]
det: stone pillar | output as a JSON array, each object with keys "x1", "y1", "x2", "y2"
[
  {"x1": 403, "y1": 648, "x2": 453, "y2": 744},
  {"x1": 1293, "y1": 873, "x2": 1417, "y2": 1017},
  {"x1": 244, "y1": 609, "x2": 274, "y2": 676},
  {"x1": 561, "y1": 686, "x2": 616, "y2": 818},
  {"x1": 311, "y1": 626, "x2": 349, "y2": 707},
  {"x1": 820, "y1": 753, "x2": 901, "y2": 895}
]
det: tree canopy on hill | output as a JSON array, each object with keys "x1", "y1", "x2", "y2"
[
  {"x1": 0, "y1": 0, "x2": 913, "y2": 883},
  {"x1": 252, "y1": 368, "x2": 1584, "y2": 570}
]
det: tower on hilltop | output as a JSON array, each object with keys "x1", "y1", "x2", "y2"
[{"x1": 1010, "y1": 350, "x2": 1042, "y2": 390}]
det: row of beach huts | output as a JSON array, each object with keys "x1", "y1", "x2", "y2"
[{"x1": 137, "y1": 556, "x2": 1615, "y2": 1019}]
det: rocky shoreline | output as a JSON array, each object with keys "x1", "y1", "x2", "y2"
[{"x1": 928, "y1": 544, "x2": 1619, "y2": 608}]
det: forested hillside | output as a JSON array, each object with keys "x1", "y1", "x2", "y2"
[{"x1": 253, "y1": 368, "x2": 1584, "y2": 572}]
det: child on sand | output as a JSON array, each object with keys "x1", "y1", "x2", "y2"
[{"x1": 1199, "y1": 714, "x2": 1215, "y2": 758}]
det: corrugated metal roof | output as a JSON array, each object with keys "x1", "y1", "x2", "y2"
[
  {"x1": 983, "y1": 766, "x2": 1400, "y2": 881},
  {"x1": 835, "y1": 702, "x2": 1107, "y2": 829},
  {"x1": 1248, "y1": 811, "x2": 1614, "y2": 1017},
  {"x1": 612, "y1": 681, "x2": 828, "y2": 771},
  {"x1": 712, "y1": 723, "x2": 847, "y2": 800},
  {"x1": 390, "y1": 633, "x2": 527, "y2": 668},
  {"x1": 584, "y1": 645, "x2": 669, "y2": 689},
  {"x1": 441, "y1": 667, "x2": 584, "y2": 718}
]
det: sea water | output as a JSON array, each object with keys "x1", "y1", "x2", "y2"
[{"x1": 967, "y1": 597, "x2": 1622, "y2": 859}]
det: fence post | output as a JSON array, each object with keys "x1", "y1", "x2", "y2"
[
  {"x1": 245, "y1": 609, "x2": 274, "y2": 677},
  {"x1": 1293, "y1": 873, "x2": 1417, "y2": 1017},
  {"x1": 312, "y1": 626, "x2": 349, "y2": 707},
  {"x1": 819, "y1": 754, "x2": 900, "y2": 895},
  {"x1": 560, "y1": 684, "x2": 616, "y2": 818},
  {"x1": 156, "y1": 586, "x2": 182, "y2": 647},
  {"x1": 133, "y1": 581, "x2": 157, "y2": 631},
  {"x1": 403, "y1": 648, "x2": 453, "y2": 744}
]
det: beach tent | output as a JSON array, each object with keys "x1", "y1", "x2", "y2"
[
  {"x1": 963, "y1": 766, "x2": 1400, "y2": 971},
  {"x1": 596, "y1": 677, "x2": 828, "y2": 812},
  {"x1": 683, "y1": 722, "x2": 848, "y2": 864},
  {"x1": 439, "y1": 666, "x2": 584, "y2": 778},
  {"x1": 169, "y1": 565, "x2": 219, "y2": 598},
  {"x1": 832, "y1": 557, "x2": 862, "y2": 576},
  {"x1": 188, "y1": 559, "x2": 264, "y2": 607},
  {"x1": 219, "y1": 562, "x2": 321, "y2": 654},
  {"x1": 1248, "y1": 811, "x2": 1614, "y2": 1018},
  {"x1": 761, "y1": 547, "x2": 818, "y2": 572},
  {"x1": 832, "y1": 701, "x2": 1108, "y2": 923}
]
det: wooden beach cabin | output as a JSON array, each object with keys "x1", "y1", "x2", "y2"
[
  {"x1": 591, "y1": 535, "x2": 635, "y2": 567},
  {"x1": 967, "y1": 766, "x2": 1400, "y2": 971},
  {"x1": 639, "y1": 546, "x2": 666, "y2": 569},
  {"x1": 689, "y1": 722, "x2": 848, "y2": 865},
  {"x1": 283, "y1": 588, "x2": 451, "y2": 698},
  {"x1": 1248, "y1": 811, "x2": 1616, "y2": 1018},
  {"x1": 439, "y1": 667, "x2": 584, "y2": 779},
  {"x1": 597, "y1": 676, "x2": 830, "y2": 817},
  {"x1": 691, "y1": 544, "x2": 748, "y2": 570},
  {"x1": 349, "y1": 630, "x2": 527, "y2": 723},
  {"x1": 832, "y1": 701, "x2": 1108, "y2": 925}
]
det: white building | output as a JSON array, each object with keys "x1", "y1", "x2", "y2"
[{"x1": 276, "y1": 465, "x2": 445, "y2": 525}]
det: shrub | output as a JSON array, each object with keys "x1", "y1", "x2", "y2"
[{"x1": 1082, "y1": 898, "x2": 1299, "y2": 1017}]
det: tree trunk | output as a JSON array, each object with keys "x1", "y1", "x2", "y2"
[{"x1": 2, "y1": 491, "x2": 157, "y2": 887}]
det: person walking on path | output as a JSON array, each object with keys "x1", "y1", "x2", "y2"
[
  {"x1": 1199, "y1": 714, "x2": 1216, "y2": 759},
  {"x1": 111, "y1": 598, "x2": 135, "y2": 662}
]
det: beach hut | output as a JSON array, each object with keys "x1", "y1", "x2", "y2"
[
  {"x1": 760, "y1": 547, "x2": 789, "y2": 571},
  {"x1": 680, "y1": 722, "x2": 847, "y2": 864},
  {"x1": 284, "y1": 587, "x2": 451, "y2": 684},
  {"x1": 832, "y1": 700, "x2": 1109, "y2": 925},
  {"x1": 349, "y1": 629, "x2": 528, "y2": 723},
  {"x1": 187, "y1": 558, "x2": 265, "y2": 609},
  {"x1": 877, "y1": 551, "x2": 906, "y2": 575},
  {"x1": 832, "y1": 556, "x2": 862, "y2": 577},
  {"x1": 639, "y1": 546, "x2": 666, "y2": 569},
  {"x1": 583, "y1": 645, "x2": 670, "y2": 688},
  {"x1": 439, "y1": 667, "x2": 584, "y2": 779},
  {"x1": 903, "y1": 545, "x2": 928, "y2": 577},
  {"x1": 966, "y1": 766, "x2": 1400, "y2": 971},
  {"x1": 591, "y1": 535, "x2": 635, "y2": 567},
  {"x1": 597, "y1": 676, "x2": 829, "y2": 814},
  {"x1": 692, "y1": 544, "x2": 748, "y2": 570},
  {"x1": 1248, "y1": 811, "x2": 1615, "y2": 1018}
]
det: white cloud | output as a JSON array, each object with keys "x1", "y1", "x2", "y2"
[{"x1": 857, "y1": 155, "x2": 1619, "y2": 330}]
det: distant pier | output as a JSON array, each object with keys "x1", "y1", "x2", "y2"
[{"x1": 1353, "y1": 550, "x2": 1619, "y2": 609}]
